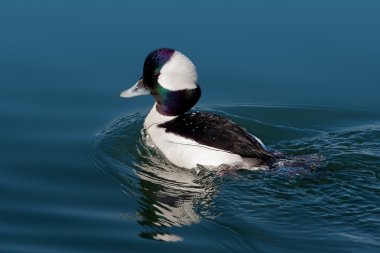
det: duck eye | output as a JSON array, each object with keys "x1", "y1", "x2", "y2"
[{"x1": 153, "y1": 72, "x2": 160, "y2": 79}]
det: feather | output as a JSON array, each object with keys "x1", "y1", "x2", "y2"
[{"x1": 158, "y1": 112, "x2": 276, "y2": 160}]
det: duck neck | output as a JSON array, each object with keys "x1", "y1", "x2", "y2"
[
  {"x1": 144, "y1": 104, "x2": 177, "y2": 129},
  {"x1": 154, "y1": 86, "x2": 201, "y2": 116}
]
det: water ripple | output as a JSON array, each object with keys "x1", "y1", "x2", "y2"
[{"x1": 92, "y1": 105, "x2": 380, "y2": 251}]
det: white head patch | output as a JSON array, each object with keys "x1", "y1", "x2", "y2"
[{"x1": 158, "y1": 51, "x2": 198, "y2": 91}]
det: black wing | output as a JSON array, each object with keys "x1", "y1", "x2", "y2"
[{"x1": 158, "y1": 112, "x2": 275, "y2": 160}]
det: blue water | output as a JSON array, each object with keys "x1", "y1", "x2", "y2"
[{"x1": 1, "y1": 1, "x2": 380, "y2": 252}]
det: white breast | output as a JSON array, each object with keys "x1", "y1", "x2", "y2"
[
  {"x1": 143, "y1": 105, "x2": 257, "y2": 169},
  {"x1": 143, "y1": 106, "x2": 243, "y2": 169}
]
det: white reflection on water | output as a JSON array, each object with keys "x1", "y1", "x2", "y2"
[
  {"x1": 135, "y1": 130, "x2": 218, "y2": 241},
  {"x1": 93, "y1": 114, "x2": 219, "y2": 241}
]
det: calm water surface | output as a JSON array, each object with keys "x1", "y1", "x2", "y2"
[{"x1": 1, "y1": 1, "x2": 380, "y2": 252}]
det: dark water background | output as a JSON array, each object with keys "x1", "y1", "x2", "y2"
[{"x1": 1, "y1": 1, "x2": 380, "y2": 252}]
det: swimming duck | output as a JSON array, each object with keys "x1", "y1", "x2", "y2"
[{"x1": 120, "y1": 48, "x2": 276, "y2": 169}]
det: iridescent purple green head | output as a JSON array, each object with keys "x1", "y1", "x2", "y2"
[{"x1": 120, "y1": 48, "x2": 201, "y2": 116}]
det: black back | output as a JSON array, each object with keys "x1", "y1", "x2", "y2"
[{"x1": 158, "y1": 112, "x2": 276, "y2": 160}]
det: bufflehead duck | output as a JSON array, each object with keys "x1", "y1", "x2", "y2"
[{"x1": 120, "y1": 48, "x2": 276, "y2": 169}]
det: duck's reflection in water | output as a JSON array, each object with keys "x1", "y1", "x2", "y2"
[
  {"x1": 93, "y1": 115, "x2": 219, "y2": 242},
  {"x1": 134, "y1": 153, "x2": 218, "y2": 241}
]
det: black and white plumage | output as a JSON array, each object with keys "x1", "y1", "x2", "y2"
[
  {"x1": 159, "y1": 112, "x2": 275, "y2": 160},
  {"x1": 120, "y1": 48, "x2": 278, "y2": 169}
]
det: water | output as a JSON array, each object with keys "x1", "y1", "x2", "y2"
[
  {"x1": 1, "y1": 1, "x2": 380, "y2": 252},
  {"x1": 91, "y1": 106, "x2": 380, "y2": 251}
]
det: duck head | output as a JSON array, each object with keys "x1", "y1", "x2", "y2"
[{"x1": 121, "y1": 48, "x2": 201, "y2": 116}]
